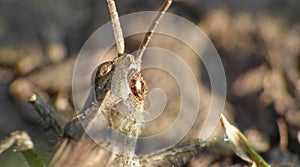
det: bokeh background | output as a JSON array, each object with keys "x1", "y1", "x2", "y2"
[{"x1": 0, "y1": 0, "x2": 299, "y2": 166}]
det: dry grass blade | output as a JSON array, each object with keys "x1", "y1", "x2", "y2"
[
  {"x1": 220, "y1": 114, "x2": 270, "y2": 167},
  {"x1": 0, "y1": 131, "x2": 45, "y2": 167}
]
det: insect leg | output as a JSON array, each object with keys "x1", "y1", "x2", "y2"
[
  {"x1": 140, "y1": 139, "x2": 205, "y2": 164},
  {"x1": 28, "y1": 94, "x2": 63, "y2": 137}
]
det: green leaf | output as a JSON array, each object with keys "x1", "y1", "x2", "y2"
[{"x1": 21, "y1": 150, "x2": 46, "y2": 167}]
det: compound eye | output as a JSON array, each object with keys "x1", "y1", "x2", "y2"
[
  {"x1": 92, "y1": 61, "x2": 113, "y2": 85},
  {"x1": 99, "y1": 61, "x2": 113, "y2": 76},
  {"x1": 129, "y1": 71, "x2": 147, "y2": 101}
]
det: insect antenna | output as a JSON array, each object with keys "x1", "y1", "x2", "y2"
[
  {"x1": 106, "y1": 0, "x2": 125, "y2": 54},
  {"x1": 135, "y1": 0, "x2": 173, "y2": 66}
]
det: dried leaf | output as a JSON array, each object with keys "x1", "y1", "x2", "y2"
[{"x1": 220, "y1": 114, "x2": 270, "y2": 167}]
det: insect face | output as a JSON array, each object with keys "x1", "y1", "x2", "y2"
[{"x1": 92, "y1": 53, "x2": 147, "y2": 115}]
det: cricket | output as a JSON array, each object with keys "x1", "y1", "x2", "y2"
[{"x1": 0, "y1": 0, "x2": 271, "y2": 167}]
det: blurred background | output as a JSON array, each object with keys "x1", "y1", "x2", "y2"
[{"x1": 0, "y1": 0, "x2": 299, "y2": 166}]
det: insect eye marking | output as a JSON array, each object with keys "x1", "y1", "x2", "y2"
[
  {"x1": 129, "y1": 71, "x2": 147, "y2": 101},
  {"x1": 93, "y1": 61, "x2": 113, "y2": 85},
  {"x1": 99, "y1": 62, "x2": 113, "y2": 76}
]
